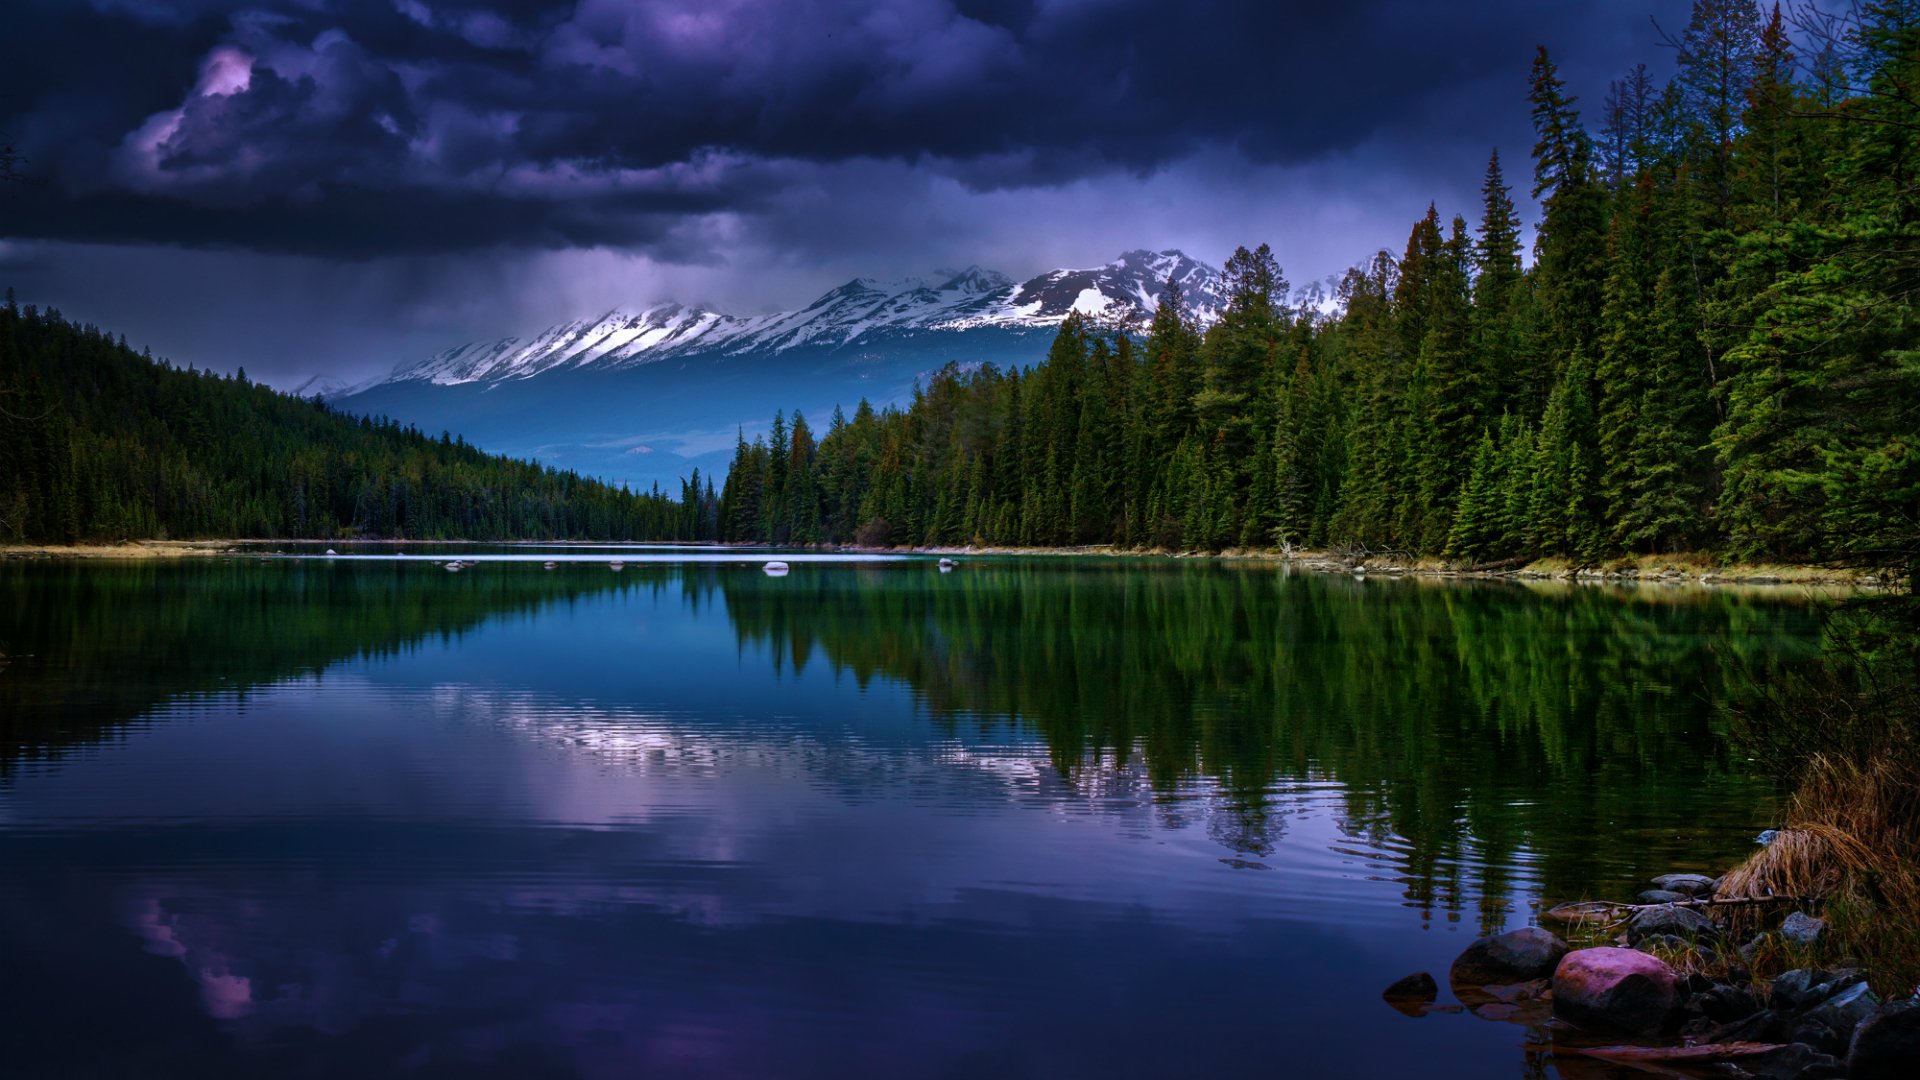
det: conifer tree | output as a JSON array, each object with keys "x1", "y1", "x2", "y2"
[{"x1": 1529, "y1": 47, "x2": 1609, "y2": 401}]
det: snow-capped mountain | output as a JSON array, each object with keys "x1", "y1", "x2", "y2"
[
  {"x1": 287, "y1": 373, "x2": 370, "y2": 400},
  {"x1": 372, "y1": 250, "x2": 1225, "y2": 389},
  {"x1": 327, "y1": 250, "x2": 1227, "y2": 493}
]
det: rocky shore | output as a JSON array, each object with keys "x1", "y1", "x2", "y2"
[
  {"x1": 882, "y1": 544, "x2": 1892, "y2": 589},
  {"x1": 1384, "y1": 871, "x2": 1918, "y2": 1078}
]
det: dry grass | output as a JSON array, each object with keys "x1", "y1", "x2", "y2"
[{"x1": 1717, "y1": 752, "x2": 1920, "y2": 991}]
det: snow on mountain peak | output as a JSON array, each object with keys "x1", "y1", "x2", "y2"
[
  {"x1": 377, "y1": 250, "x2": 1226, "y2": 389},
  {"x1": 934, "y1": 266, "x2": 1016, "y2": 294}
]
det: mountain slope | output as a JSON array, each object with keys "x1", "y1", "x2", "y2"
[
  {"x1": 0, "y1": 303, "x2": 704, "y2": 543},
  {"x1": 333, "y1": 250, "x2": 1226, "y2": 491},
  {"x1": 371, "y1": 250, "x2": 1223, "y2": 390}
]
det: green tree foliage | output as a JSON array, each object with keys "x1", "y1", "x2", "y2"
[
  {"x1": 9, "y1": 13, "x2": 1912, "y2": 583},
  {"x1": 0, "y1": 304, "x2": 714, "y2": 543},
  {"x1": 712, "y1": 12, "x2": 1913, "y2": 584}
]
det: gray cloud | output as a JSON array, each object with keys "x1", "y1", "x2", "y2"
[
  {"x1": 2, "y1": 0, "x2": 1695, "y2": 382},
  {"x1": 6, "y1": 0, "x2": 1688, "y2": 254}
]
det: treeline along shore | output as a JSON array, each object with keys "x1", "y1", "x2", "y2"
[
  {"x1": 0, "y1": 300, "x2": 718, "y2": 544},
  {"x1": 719, "y1": 5, "x2": 1916, "y2": 596},
  {"x1": 5, "y1": 4, "x2": 1915, "y2": 589}
]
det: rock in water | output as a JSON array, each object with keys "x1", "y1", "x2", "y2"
[
  {"x1": 1637, "y1": 889, "x2": 1688, "y2": 904},
  {"x1": 1650, "y1": 873, "x2": 1717, "y2": 897},
  {"x1": 1849, "y1": 1001, "x2": 1920, "y2": 1080},
  {"x1": 1450, "y1": 926, "x2": 1571, "y2": 987},
  {"x1": 1381, "y1": 972, "x2": 1438, "y2": 1016},
  {"x1": 1779, "y1": 911, "x2": 1826, "y2": 945},
  {"x1": 1628, "y1": 903, "x2": 1716, "y2": 943},
  {"x1": 1552, "y1": 948, "x2": 1680, "y2": 1034}
]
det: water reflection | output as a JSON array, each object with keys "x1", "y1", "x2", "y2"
[
  {"x1": 0, "y1": 558, "x2": 1826, "y2": 1078},
  {"x1": 715, "y1": 563, "x2": 1813, "y2": 920}
]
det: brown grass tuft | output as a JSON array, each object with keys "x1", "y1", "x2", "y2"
[{"x1": 1716, "y1": 752, "x2": 1920, "y2": 990}]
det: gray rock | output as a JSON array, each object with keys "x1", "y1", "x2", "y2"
[
  {"x1": 1789, "y1": 1018, "x2": 1845, "y2": 1056},
  {"x1": 1805, "y1": 981, "x2": 1878, "y2": 1039},
  {"x1": 1628, "y1": 903, "x2": 1717, "y2": 943},
  {"x1": 1697, "y1": 983, "x2": 1764, "y2": 1023},
  {"x1": 1772, "y1": 968, "x2": 1867, "y2": 1011},
  {"x1": 1742, "y1": 1042, "x2": 1841, "y2": 1080},
  {"x1": 1773, "y1": 968, "x2": 1830, "y2": 1009},
  {"x1": 1743, "y1": 932, "x2": 1774, "y2": 962},
  {"x1": 1780, "y1": 911, "x2": 1827, "y2": 946},
  {"x1": 1848, "y1": 1001, "x2": 1920, "y2": 1080},
  {"x1": 1450, "y1": 926, "x2": 1570, "y2": 986},
  {"x1": 1638, "y1": 888, "x2": 1688, "y2": 904},
  {"x1": 1651, "y1": 872, "x2": 1717, "y2": 897},
  {"x1": 1635, "y1": 933, "x2": 1721, "y2": 969}
]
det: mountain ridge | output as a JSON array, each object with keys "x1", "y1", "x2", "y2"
[{"x1": 351, "y1": 249, "x2": 1227, "y2": 392}]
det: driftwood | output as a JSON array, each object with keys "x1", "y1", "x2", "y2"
[
  {"x1": 1560, "y1": 1041, "x2": 1790, "y2": 1077},
  {"x1": 1465, "y1": 556, "x2": 1532, "y2": 573},
  {"x1": 1544, "y1": 895, "x2": 1813, "y2": 926},
  {"x1": 1563, "y1": 1041, "x2": 1786, "y2": 1064}
]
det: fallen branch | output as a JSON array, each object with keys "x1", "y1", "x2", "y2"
[
  {"x1": 1561, "y1": 1042, "x2": 1786, "y2": 1065},
  {"x1": 1544, "y1": 895, "x2": 1814, "y2": 925},
  {"x1": 1466, "y1": 556, "x2": 1531, "y2": 573}
]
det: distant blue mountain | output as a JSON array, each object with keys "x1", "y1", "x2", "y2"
[{"x1": 329, "y1": 250, "x2": 1225, "y2": 490}]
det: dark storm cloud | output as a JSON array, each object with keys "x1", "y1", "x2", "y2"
[{"x1": 3, "y1": 0, "x2": 1669, "y2": 257}]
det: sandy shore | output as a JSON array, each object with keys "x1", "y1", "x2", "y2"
[{"x1": 0, "y1": 540, "x2": 236, "y2": 560}]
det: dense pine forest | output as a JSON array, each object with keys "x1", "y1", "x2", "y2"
[
  {"x1": 0, "y1": 301, "x2": 718, "y2": 543},
  {"x1": 719, "y1": 2, "x2": 1918, "y2": 588}
]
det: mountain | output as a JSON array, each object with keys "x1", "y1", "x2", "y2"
[
  {"x1": 374, "y1": 250, "x2": 1222, "y2": 389},
  {"x1": 334, "y1": 250, "x2": 1225, "y2": 489},
  {"x1": 287, "y1": 373, "x2": 371, "y2": 400}
]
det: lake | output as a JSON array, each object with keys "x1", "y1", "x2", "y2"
[{"x1": 0, "y1": 551, "x2": 1826, "y2": 1078}]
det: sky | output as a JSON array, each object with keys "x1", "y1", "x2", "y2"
[{"x1": 0, "y1": 0, "x2": 1697, "y2": 388}]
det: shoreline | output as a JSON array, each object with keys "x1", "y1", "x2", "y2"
[
  {"x1": 0, "y1": 540, "x2": 235, "y2": 560},
  {"x1": 0, "y1": 538, "x2": 1894, "y2": 589},
  {"x1": 867, "y1": 544, "x2": 1894, "y2": 590}
]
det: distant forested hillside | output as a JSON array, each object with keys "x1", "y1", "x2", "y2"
[
  {"x1": 0, "y1": 302, "x2": 717, "y2": 543},
  {"x1": 720, "y1": 2, "x2": 1918, "y2": 588}
]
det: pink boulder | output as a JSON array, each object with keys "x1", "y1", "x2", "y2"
[{"x1": 1551, "y1": 947, "x2": 1680, "y2": 1034}]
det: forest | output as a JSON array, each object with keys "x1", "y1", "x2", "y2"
[
  {"x1": 719, "y1": 2, "x2": 1918, "y2": 588},
  {"x1": 0, "y1": 300, "x2": 718, "y2": 543}
]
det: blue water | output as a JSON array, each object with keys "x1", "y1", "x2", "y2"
[{"x1": 0, "y1": 554, "x2": 1824, "y2": 1077}]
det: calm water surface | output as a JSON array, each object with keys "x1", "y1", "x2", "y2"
[{"x1": 0, "y1": 554, "x2": 1825, "y2": 1078}]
